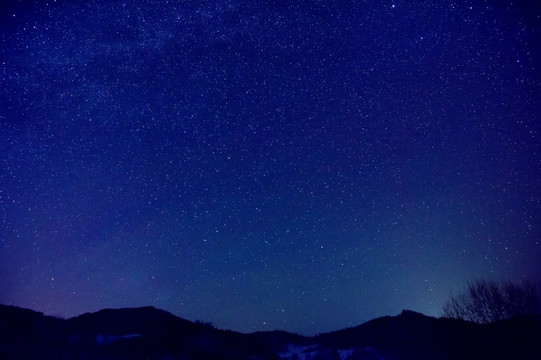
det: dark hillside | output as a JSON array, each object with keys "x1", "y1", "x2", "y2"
[{"x1": 1, "y1": 305, "x2": 540, "y2": 360}]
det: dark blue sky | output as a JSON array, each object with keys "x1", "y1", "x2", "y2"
[{"x1": 1, "y1": 0, "x2": 540, "y2": 335}]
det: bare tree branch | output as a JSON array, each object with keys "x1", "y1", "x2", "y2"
[{"x1": 442, "y1": 279, "x2": 541, "y2": 324}]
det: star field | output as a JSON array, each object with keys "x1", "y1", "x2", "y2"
[{"x1": 0, "y1": 0, "x2": 540, "y2": 335}]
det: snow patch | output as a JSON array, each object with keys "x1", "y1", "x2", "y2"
[
  {"x1": 337, "y1": 349, "x2": 354, "y2": 360},
  {"x1": 363, "y1": 346, "x2": 385, "y2": 360},
  {"x1": 279, "y1": 344, "x2": 318, "y2": 360}
]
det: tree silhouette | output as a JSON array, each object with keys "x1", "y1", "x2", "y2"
[{"x1": 442, "y1": 279, "x2": 541, "y2": 324}]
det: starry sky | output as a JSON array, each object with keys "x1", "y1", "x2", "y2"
[{"x1": 0, "y1": 0, "x2": 540, "y2": 335}]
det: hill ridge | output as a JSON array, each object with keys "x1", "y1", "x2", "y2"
[{"x1": 1, "y1": 304, "x2": 540, "y2": 359}]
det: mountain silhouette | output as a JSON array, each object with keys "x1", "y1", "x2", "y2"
[{"x1": 1, "y1": 305, "x2": 540, "y2": 359}]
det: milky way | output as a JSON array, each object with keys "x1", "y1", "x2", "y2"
[{"x1": 0, "y1": 0, "x2": 540, "y2": 335}]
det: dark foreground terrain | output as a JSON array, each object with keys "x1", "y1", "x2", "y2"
[{"x1": 1, "y1": 305, "x2": 540, "y2": 360}]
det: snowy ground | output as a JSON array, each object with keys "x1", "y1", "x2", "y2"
[{"x1": 278, "y1": 344, "x2": 319, "y2": 360}]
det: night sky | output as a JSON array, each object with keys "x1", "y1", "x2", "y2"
[{"x1": 1, "y1": 0, "x2": 540, "y2": 335}]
